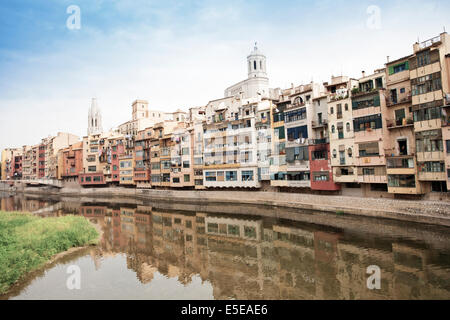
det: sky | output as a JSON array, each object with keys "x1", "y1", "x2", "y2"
[{"x1": 0, "y1": 0, "x2": 449, "y2": 150}]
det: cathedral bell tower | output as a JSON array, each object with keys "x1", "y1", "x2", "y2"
[
  {"x1": 247, "y1": 42, "x2": 267, "y2": 79},
  {"x1": 87, "y1": 98, "x2": 103, "y2": 135}
]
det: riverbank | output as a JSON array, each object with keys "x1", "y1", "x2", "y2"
[
  {"x1": 9, "y1": 185, "x2": 450, "y2": 227},
  {"x1": 0, "y1": 211, "x2": 99, "y2": 295}
]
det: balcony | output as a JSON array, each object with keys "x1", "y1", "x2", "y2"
[
  {"x1": 418, "y1": 35, "x2": 441, "y2": 50},
  {"x1": 386, "y1": 118, "x2": 414, "y2": 130},
  {"x1": 418, "y1": 171, "x2": 446, "y2": 181},
  {"x1": 312, "y1": 119, "x2": 328, "y2": 128},
  {"x1": 386, "y1": 95, "x2": 412, "y2": 107},
  {"x1": 309, "y1": 138, "x2": 330, "y2": 145}
]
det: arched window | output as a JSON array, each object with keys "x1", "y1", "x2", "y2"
[
  {"x1": 348, "y1": 148, "x2": 352, "y2": 157},
  {"x1": 254, "y1": 60, "x2": 257, "y2": 70},
  {"x1": 346, "y1": 122, "x2": 350, "y2": 132},
  {"x1": 345, "y1": 103, "x2": 349, "y2": 111},
  {"x1": 331, "y1": 125, "x2": 335, "y2": 133},
  {"x1": 294, "y1": 96, "x2": 303, "y2": 105},
  {"x1": 332, "y1": 149, "x2": 337, "y2": 158}
]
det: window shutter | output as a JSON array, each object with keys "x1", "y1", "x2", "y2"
[
  {"x1": 374, "y1": 95, "x2": 380, "y2": 107},
  {"x1": 388, "y1": 66, "x2": 394, "y2": 75}
]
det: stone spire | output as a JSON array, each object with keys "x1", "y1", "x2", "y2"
[{"x1": 87, "y1": 98, "x2": 103, "y2": 135}]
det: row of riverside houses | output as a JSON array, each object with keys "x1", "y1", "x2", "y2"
[{"x1": 1, "y1": 32, "x2": 450, "y2": 199}]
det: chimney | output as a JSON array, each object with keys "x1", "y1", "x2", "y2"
[
  {"x1": 387, "y1": 56, "x2": 390, "y2": 63},
  {"x1": 362, "y1": 71, "x2": 366, "y2": 78}
]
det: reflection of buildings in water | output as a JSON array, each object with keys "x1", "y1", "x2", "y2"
[
  {"x1": 392, "y1": 243, "x2": 450, "y2": 299},
  {"x1": 1, "y1": 195, "x2": 48, "y2": 213},
  {"x1": 75, "y1": 204, "x2": 450, "y2": 299},
  {"x1": 4, "y1": 196, "x2": 449, "y2": 300}
]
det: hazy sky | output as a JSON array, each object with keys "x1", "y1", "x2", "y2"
[{"x1": 1, "y1": 0, "x2": 449, "y2": 150}]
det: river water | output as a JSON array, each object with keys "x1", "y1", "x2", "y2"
[{"x1": 1, "y1": 192, "x2": 450, "y2": 300}]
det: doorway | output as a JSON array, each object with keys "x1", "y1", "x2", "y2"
[{"x1": 398, "y1": 139, "x2": 407, "y2": 155}]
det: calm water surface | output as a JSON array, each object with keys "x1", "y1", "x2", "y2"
[{"x1": 1, "y1": 192, "x2": 450, "y2": 300}]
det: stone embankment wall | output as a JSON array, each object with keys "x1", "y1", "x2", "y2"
[{"x1": 6, "y1": 183, "x2": 450, "y2": 227}]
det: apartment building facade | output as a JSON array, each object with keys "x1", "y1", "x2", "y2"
[
  {"x1": 352, "y1": 69, "x2": 389, "y2": 195},
  {"x1": 327, "y1": 76, "x2": 359, "y2": 192},
  {"x1": 410, "y1": 32, "x2": 449, "y2": 193}
]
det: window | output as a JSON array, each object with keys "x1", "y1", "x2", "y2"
[
  {"x1": 205, "y1": 171, "x2": 216, "y2": 181},
  {"x1": 389, "y1": 61, "x2": 409, "y2": 74},
  {"x1": 446, "y1": 140, "x2": 450, "y2": 153},
  {"x1": 287, "y1": 125, "x2": 308, "y2": 141},
  {"x1": 313, "y1": 172, "x2": 329, "y2": 181},
  {"x1": 88, "y1": 166, "x2": 96, "y2": 172},
  {"x1": 331, "y1": 125, "x2": 335, "y2": 133},
  {"x1": 183, "y1": 161, "x2": 190, "y2": 168},
  {"x1": 284, "y1": 108, "x2": 306, "y2": 122},
  {"x1": 388, "y1": 175, "x2": 416, "y2": 188},
  {"x1": 242, "y1": 170, "x2": 254, "y2": 181},
  {"x1": 415, "y1": 130, "x2": 443, "y2": 152},
  {"x1": 417, "y1": 50, "x2": 431, "y2": 67},
  {"x1": 348, "y1": 148, "x2": 352, "y2": 157},
  {"x1": 173, "y1": 177, "x2": 180, "y2": 183},
  {"x1": 346, "y1": 122, "x2": 351, "y2": 132},
  {"x1": 359, "y1": 142, "x2": 379, "y2": 156},
  {"x1": 411, "y1": 72, "x2": 442, "y2": 96},
  {"x1": 228, "y1": 225, "x2": 240, "y2": 236},
  {"x1": 286, "y1": 146, "x2": 309, "y2": 162},
  {"x1": 312, "y1": 149, "x2": 327, "y2": 160},
  {"x1": 413, "y1": 106, "x2": 442, "y2": 122},
  {"x1": 274, "y1": 126, "x2": 285, "y2": 139},
  {"x1": 184, "y1": 174, "x2": 190, "y2": 182},
  {"x1": 352, "y1": 94, "x2": 381, "y2": 110},
  {"x1": 182, "y1": 148, "x2": 189, "y2": 155},
  {"x1": 418, "y1": 161, "x2": 445, "y2": 172},
  {"x1": 330, "y1": 107, "x2": 334, "y2": 114},
  {"x1": 362, "y1": 168, "x2": 375, "y2": 175},
  {"x1": 345, "y1": 103, "x2": 348, "y2": 111},
  {"x1": 395, "y1": 108, "x2": 406, "y2": 125},
  {"x1": 353, "y1": 114, "x2": 382, "y2": 132},
  {"x1": 244, "y1": 226, "x2": 256, "y2": 238},
  {"x1": 226, "y1": 171, "x2": 237, "y2": 181},
  {"x1": 332, "y1": 149, "x2": 337, "y2": 158},
  {"x1": 339, "y1": 151, "x2": 345, "y2": 165}
]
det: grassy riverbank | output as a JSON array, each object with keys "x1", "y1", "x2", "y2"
[{"x1": 0, "y1": 211, "x2": 99, "y2": 295}]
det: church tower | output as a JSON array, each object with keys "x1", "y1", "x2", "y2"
[
  {"x1": 87, "y1": 98, "x2": 103, "y2": 135},
  {"x1": 247, "y1": 42, "x2": 267, "y2": 79}
]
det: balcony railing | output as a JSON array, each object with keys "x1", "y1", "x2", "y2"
[
  {"x1": 418, "y1": 35, "x2": 441, "y2": 49},
  {"x1": 312, "y1": 119, "x2": 328, "y2": 128},
  {"x1": 386, "y1": 95, "x2": 412, "y2": 107},
  {"x1": 308, "y1": 138, "x2": 329, "y2": 145},
  {"x1": 386, "y1": 118, "x2": 414, "y2": 129}
]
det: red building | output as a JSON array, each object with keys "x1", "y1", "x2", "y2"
[
  {"x1": 309, "y1": 140, "x2": 340, "y2": 191},
  {"x1": 79, "y1": 172, "x2": 106, "y2": 186},
  {"x1": 110, "y1": 139, "x2": 125, "y2": 183},
  {"x1": 61, "y1": 142, "x2": 83, "y2": 182}
]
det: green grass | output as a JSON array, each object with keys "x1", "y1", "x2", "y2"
[{"x1": 0, "y1": 211, "x2": 99, "y2": 295}]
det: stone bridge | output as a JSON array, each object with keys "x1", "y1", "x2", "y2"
[{"x1": 0, "y1": 179, "x2": 63, "y2": 188}]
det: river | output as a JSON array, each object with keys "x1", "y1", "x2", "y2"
[{"x1": 1, "y1": 192, "x2": 450, "y2": 300}]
